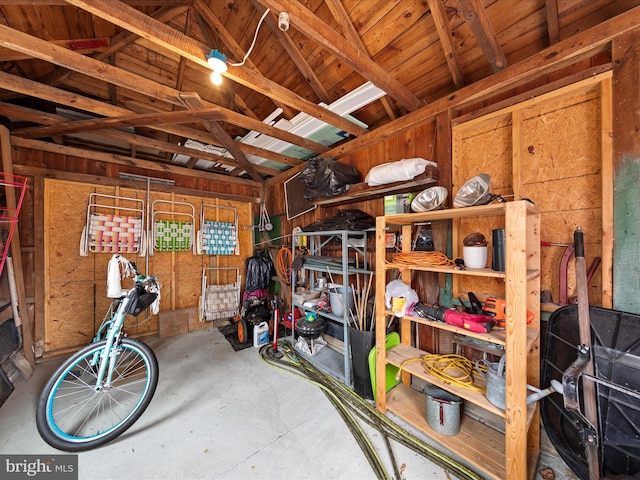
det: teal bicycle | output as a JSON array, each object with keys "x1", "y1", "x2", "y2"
[{"x1": 36, "y1": 255, "x2": 160, "y2": 451}]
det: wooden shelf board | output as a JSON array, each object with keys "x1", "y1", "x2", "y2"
[
  {"x1": 381, "y1": 200, "x2": 538, "y2": 225},
  {"x1": 383, "y1": 262, "x2": 508, "y2": 278},
  {"x1": 383, "y1": 261, "x2": 539, "y2": 281},
  {"x1": 385, "y1": 343, "x2": 506, "y2": 417},
  {"x1": 386, "y1": 383, "x2": 506, "y2": 480},
  {"x1": 396, "y1": 313, "x2": 540, "y2": 351},
  {"x1": 313, "y1": 166, "x2": 439, "y2": 207}
]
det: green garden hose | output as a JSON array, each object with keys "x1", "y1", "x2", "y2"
[{"x1": 259, "y1": 341, "x2": 482, "y2": 480}]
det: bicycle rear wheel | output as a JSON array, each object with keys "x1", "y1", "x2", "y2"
[{"x1": 36, "y1": 338, "x2": 159, "y2": 451}]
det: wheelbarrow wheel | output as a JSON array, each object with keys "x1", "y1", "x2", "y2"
[{"x1": 237, "y1": 318, "x2": 250, "y2": 345}]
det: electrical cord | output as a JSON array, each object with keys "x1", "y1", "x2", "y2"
[
  {"x1": 397, "y1": 353, "x2": 486, "y2": 392},
  {"x1": 228, "y1": 8, "x2": 271, "y2": 67},
  {"x1": 260, "y1": 341, "x2": 483, "y2": 480},
  {"x1": 391, "y1": 251, "x2": 455, "y2": 267},
  {"x1": 276, "y1": 246, "x2": 292, "y2": 283}
]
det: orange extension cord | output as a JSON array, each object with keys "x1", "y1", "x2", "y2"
[
  {"x1": 276, "y1": 246, "x2": 293, "y2": 283},
  {"x1": 391, "y1": 251, "x2": 455, "y2": 267}
]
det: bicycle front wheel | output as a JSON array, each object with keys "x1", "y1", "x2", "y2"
[{"x1": 36, "y1": 338, "x2": 159, "y2": 451}]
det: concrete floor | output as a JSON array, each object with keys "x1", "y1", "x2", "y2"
[{"x1": 0, "y1": 328, "x2": 574, "y2": 480}]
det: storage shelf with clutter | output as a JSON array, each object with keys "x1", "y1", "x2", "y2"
[
  {"x1": 313, "y1": 158, "x2": 439, "y2": 207},
  {"x1": 374, "y1": 200, "x2": 541, "y2": 480},
  {"x1": 197, "y1": 203, "x2": 239, "y2": 256},
  {"x1": 80, "y1": 193, "x2": 145, "y2": 257},
  {"x1": 149, "y1": 199, "x2": 196, "y2": 255}
]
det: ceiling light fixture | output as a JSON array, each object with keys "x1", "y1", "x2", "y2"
[
  {"x1": 206, "y1": 8, "x2": 274, "y2": 86},
  {"x1": 206, "y1": 49, "x2": 227, "y2": 86}
]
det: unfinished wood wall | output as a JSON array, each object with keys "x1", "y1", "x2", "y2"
[
  {"x1": 44, "y1": 178, "x2": 252, "y2": 355},
  {"x1": 452, "y1": 72, "x2": 612, "y2": 307}
]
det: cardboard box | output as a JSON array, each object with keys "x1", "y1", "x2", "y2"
[{"x1": 384, "y1": 193, "x2": 415, "y2": 214}]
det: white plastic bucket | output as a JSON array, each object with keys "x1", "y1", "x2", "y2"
[
  {"x1": 463, "y1": 245, "x2": 488, "y2": 269},
  {"x1": 329, "y1": 286, "x2": 354, "y2": 317}
]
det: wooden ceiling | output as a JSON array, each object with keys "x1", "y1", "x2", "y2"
[{"x1": 0, "y1": 0, "x2": 638, "y2": 184}]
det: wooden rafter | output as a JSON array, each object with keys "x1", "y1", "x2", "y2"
[
  {"x1": 193, "y1": 0, "x2": 296, "y2": 119},
  {"x1": 39, "y1": 6, "x2": 186, "y2": 88},
  {"x1": 428, "y1": 0, "x2": 465, "y2": 88},
  {"x1": 0, "y1": 26, "x2": 331, "y2": 152},
  {"x1": 456, "y1": 0, "x2": 508, "y2": 71},
  {"x1": 545, "y1": 0, "x2": 561, "y2": 45},
  {"x1": 179, "y1": 93, "x2": 262, "y2": 181},
  {"x1": 0, "y1": 38, "x2": 111, "y2": 61},
  {"x1": 0, "y1": 71, "x2": 304, "y2": 170},
  {"x1": 266, "y1": 5, "x2": 640, "y2": 186},
  {"x1": 260, "y1": 0, "x2": 424, "y2": 112},
  {"x1": 0, "y1": 102, "x2": 283, "y2": 176},
  {"x1": 65, "y1": 0, "x2": 367, "y2": 137},
  {"x1": 251, "y1": 0, "x2": 331, "y2": 105},
  {"x1": 324, "y1": 0, "x2": 398, "y2": 119}
]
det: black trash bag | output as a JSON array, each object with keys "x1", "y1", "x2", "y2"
[
  {"x1": 299, "y1": 156, "x2": 361, "y2": 200},
  {"x1": 301, "y1": 209, "x2": 375, "y2": 232},
  {"x1": 245, "y1": 250, "x2": 273, "y2": 292}
]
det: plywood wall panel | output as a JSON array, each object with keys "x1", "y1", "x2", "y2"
[
  {"x1": 46, "y1": 281, "x2": 95, "y2": 353},
  {"x1": 452, "y1": 74, "x2": 610, "y2": 306},
  {"x1": 453, "y1": 114, "x2": 513, "y2": 195},
  {"x1": 520, "y1": 95, "x2": 601, "y2": 184},
  {"x1": 44, "y1": 178, "x2": 253, "y2": 354}
]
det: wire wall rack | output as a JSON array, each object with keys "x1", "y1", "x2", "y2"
[{"x1": 0, "y1": 173, "x2": 28, "y2": 276}]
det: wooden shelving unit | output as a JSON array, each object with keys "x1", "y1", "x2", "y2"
[{"x1": 374, "y1": 201, "x2": 541, "y2": 480}]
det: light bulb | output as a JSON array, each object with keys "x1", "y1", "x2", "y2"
[
  {"x1": 206, "y1": 49, "x2": 228, "y2": 85},
  {"x1": 210, "y1": 71, "x2": 223, "y2": 86}
]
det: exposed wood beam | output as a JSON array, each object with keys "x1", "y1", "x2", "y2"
[
  {"x1": 545, "y1": 0, "x2": 561, "y2": 45},
  {"x1": 0, "y1": 0, "x2": 191, "y2": 4},
  {"x1": 0, "y1": 102, "x2": 283, "y2": 176},
  {"x1": 428, "y1": 0, "x2": 465, "y2": 88},
  {"x1": 10, "y1": 136, "x2": 262, "y2": 187},
  {"x1": 64, "y1": 0, "x2": 367, "y2": 137},
  {"x1": 193, "y1": 0, "x2": 296, "y2": 119},
  {"x1": 325, "y1": 0, "x2": 398, "y2": 119},
  {"x1": 166, "y1": 5, "x2": 194, "y2": 162},
  {"x1": 13, "y1": 109, "x2": 222, "y2": 138},
  {"x1": 39, "y1": 6, "x2": 186, "y2": 88},
  {"x1": 456, "y1": 0, "x2": 508, "y2": 71},
  {"x1": 11, "y1": 105, "x2": 329, "y2": 155},
  {"x1": 260, "y1": 0, "x2": 424, "y2": 112},
  {"x1": 190, "y1": 9, "x2": 262, "y2": 121},
  {"x1": 0, "y1": 71, "x2": 305, "y2": 169},
  {"x1": 267, "y1": 5, "x2": 640, "y2": 186},
  {"x1": 251, "y1": 0, "x2": 331, "y2": 105},
  {"x1": 0, "y1": 38, "x2": 110, "y2": 61},
  {"x1": 178, "y1": 93, "x2": 263, "y2": 182},
  {"x1": 0, "y1": 29, "x2": 328, "y2": 152}
]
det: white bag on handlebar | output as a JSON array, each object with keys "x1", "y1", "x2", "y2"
[{"x1": 107, "y1": 254, "x2": 132, "y2": 298}]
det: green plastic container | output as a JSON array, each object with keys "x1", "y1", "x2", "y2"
[{"x1": 368, "y1": 332, "x2": 401, "y2": 401}]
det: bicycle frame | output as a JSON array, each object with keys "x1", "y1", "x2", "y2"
[
  {"x1": 89, "y1": 292, "x2": 135, "y2": 391},
  {"x1": 89, "y1": 258, "x2": 157, "y2": 391}
]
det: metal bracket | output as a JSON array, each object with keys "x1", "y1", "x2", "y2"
[{"x1": 562, "y1": 344, "x2": 598, "y2": 433}]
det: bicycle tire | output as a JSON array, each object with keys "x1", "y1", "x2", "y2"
[{"x1": 36, "y1": 338, "x2": 159, "y2": 451}]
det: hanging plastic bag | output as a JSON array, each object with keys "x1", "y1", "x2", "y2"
[
  {"x1": 106, "y1": 254, "x2": 134, "y2": 298},
  {"x1": 299, "y1": 156, "x2": 361, "y2": 199},
  {"x1": 245, "y1": 250, "x2": 274, "y2": 292}
]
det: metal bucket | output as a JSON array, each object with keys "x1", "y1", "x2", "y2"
[
  {"x1": 424, "y1": 386, "x2": 462, "y2": 436},
  {"x1": 477, "y1": 355, "x2": 506, "y2": 410}
]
